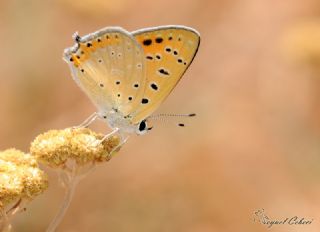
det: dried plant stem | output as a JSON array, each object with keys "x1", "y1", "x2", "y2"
[
  {"x1": 0, "y1": 210, "x2": 11, "y2": 232},
  {"x1": 0, "y1": 199, "x2": 26, "y2": 232},
  {"x1": 46, "y1": 161, "x2": 95, "y2": 232},
  {"x1": 46, "y1": 177, "x2": 78, "y2": 232}
]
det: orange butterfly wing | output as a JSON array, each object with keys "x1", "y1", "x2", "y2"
[{"x1": 131, "y1": 26, "x2": 200, "y2": 124}]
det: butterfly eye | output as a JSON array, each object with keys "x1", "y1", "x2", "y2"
[
  {"x1": 136, "y1": 120, "x2": 148, "y2": 135},
  {"x1": 139, "y1": 121, "x2": 146, "y2": 130}
]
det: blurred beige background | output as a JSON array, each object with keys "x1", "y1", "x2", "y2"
[{"x1": 1, "y1": 0, "x2": 320, "y2": 231}]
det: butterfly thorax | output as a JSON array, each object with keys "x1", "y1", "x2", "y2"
[{"x1": 99, "y1": 110, "x2": 137, "y2": 134}]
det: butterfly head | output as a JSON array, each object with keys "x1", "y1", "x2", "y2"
[
  {"x1": 99, "y1": 110, "x2": 151, "y2": 136},
  {"x1": 135, "y1": 120, "x2": 151, "y2": 135}
]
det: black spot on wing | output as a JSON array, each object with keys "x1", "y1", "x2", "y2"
[
  {"x1": 150, "y1": 83, "x2": 158, "y2": 90},
  {"x1": 155, "y1": 37, "x2": 163, "y2": 43},
  {"x1": 143, "y1": 39, "x2": 152, "y2": 46},
  {"x1": 158, "y1": 68, "x2": 170, "y2": 76},
  {"x1": 146, "y1": 55, "x2": 153, "y2": 60},
  {"x1": 141, "y1": 98, "x2": 149, "y2": 104}
]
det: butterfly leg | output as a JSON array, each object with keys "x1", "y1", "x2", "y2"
[
  {"x1": 74, "y1": 112, "x2": 98, "y2": 128},
  {"x1": 88, "y1": 128, "x2": 119, "y2": 148},
  {"x1": 96, "y1": 129, "x2": 128, "y2": 159},
  {"x1": 100, "y1": 128, "x2": 120, "y2": 141},
  {"x1": 107, "y1": 134, "x2": 129, "y2": 159}
]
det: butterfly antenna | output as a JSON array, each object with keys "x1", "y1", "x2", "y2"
[{"x1": 148, "y1": 113, "x2": 196, "y2": 127}]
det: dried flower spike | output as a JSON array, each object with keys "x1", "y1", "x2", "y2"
[{"x1": 30, "y1": 128, "x2": 120, "y2": 168}]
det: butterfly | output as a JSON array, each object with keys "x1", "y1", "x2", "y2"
[{"x1": 63, "y1": 25, "x2": 200, "y2": 143}]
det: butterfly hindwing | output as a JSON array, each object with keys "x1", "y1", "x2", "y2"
[
  {"x1": 130, "y1": 26, "x2": 200, "y2": 124},
  {"x1": 63, "y1": 27, "x2": 146, "y2": 116}
]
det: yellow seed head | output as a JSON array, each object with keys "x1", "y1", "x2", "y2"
[
  {"x1": 30, "y1": 128, "x2": 120, "y2": 168},
  {"x1": 0, "y1": 149, "x2": 37, "y2": 167},
  {"x1": 0, "y1": 149, "x2": 48, "y2": 209}
]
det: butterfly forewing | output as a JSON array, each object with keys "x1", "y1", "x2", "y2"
[
  {"x1": 63, "y1": 27, "x2": 146, "y2": 116},
  {"x1": 130, "y1": 26, "x2": 200, "y2": 124}
]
